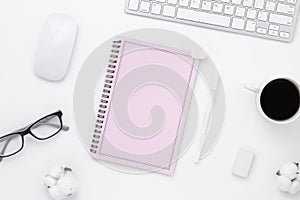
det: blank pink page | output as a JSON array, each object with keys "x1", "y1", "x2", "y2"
[{"x1": 96, "y1": 39, "x2": 198, "y2": 175}]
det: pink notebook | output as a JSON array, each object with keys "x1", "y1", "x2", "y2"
[{"x1": 90, "y1": 38, "x2": 199, "y2": 175}]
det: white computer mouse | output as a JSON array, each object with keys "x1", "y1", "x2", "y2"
[{"x1": 34, "y1": 13, "x2": 78, "y2": 81}]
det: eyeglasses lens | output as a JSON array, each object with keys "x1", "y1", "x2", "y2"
[
  {"x1": 30, "y1": 115, "x2": 62, "y2": 139},
  {"x1": 0, "y1": 134, "x2": 23, "y2": 157}
]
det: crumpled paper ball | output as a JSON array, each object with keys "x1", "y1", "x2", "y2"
[
  {"x1": 276, "y1": 162, "x2": 300, "y2": 195},
  {"x1": 44, "y1": 165, "x2": 77, "y2": 200}
]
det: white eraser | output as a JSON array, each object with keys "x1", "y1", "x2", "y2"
[{"x1": 232, "y1": 148, "x2": 255, "y2": 178}]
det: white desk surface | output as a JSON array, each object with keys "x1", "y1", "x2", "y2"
[{"x1": 0, "y1": 1, "x2": 300, "y2": 199}]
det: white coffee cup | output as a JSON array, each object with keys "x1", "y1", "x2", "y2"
[{"x1": 244, "y1": 77, "x2": 300, "y2": 124}]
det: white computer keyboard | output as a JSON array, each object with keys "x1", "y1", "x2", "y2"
[{"x1": 125, "y1": 0, "x2": 299, "y2": 42}]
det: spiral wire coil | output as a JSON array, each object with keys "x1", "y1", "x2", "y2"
[{"x1": 90, "y1": 40, "x2": 122, "y2": 154}]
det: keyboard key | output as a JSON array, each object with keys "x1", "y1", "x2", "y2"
[
  {"x1": 128, "y1": 0, "x2": 140, "y2": 11},
  {"x1": 269, "y1": 13, "x2": 293, "y2": 25},
  {"x1": 213, "y1": 3, "x2": 224, "y2": 13},
  {"x1": 243, "y1": 0, "x2": 254, "y2": 7},
  {"x1": 232, "y1": 18, "x2": 245, "y2": 29},
  {"x1": 202, "y1": 1, "x2": 212, "y2": 10},
  {"x1": 179, "y1": 0, "x2": 190, "y2": 6},
  {"x1": 191, "y1": 0, "x2": 201, "y2": 8},
  {"x1": 287, "y1": 0, "x2": 297, "y2": 4},
  {"x1": 140, "y1": 1, "x2": 151, "y2": 13},
  {"x1": 246, "y1": 20, "x2": 257, "y2": 31},
  {"x1": 257, "y1": 11, "x2": 268, "y2": 21},
  {"x1": 177, "y1": 8, "x2": 231, "y2": 27},
  {"x1": 277, "y1": 3, "x2": 295, "y2": 15},
  {"x1": 280, "y1": 32, "x2": 290, "y2": 38},
  {"x1": 257, "y1": 27, "x2": 267, "y2": 34},
  {"x1": 224, "y1": 5, "x2": 235, "y2": 15},
  {"x1": 168, "y1": 0, "x2": 178, "y2": 4},
  {"x1": 266, "y1": 1, "x2": 276, "y2": 11},
  {"x1": 232, "y1": 0, "x2": 242, "y2": 4},
  {"x1": 221, "y1": 0, "x2": 230, "y2": 3},
  {"x1": 268, "y1": 29, "x2": 279, "y2": 36},
  {"x1": 246, "y1": 9, "x2": 257, "y2": 19},
  {"x1": 236, "y1": 7, "x2": 246, "y2": 16},
  {"x1": 269, "y1": 24, "x2": 279, "y2": 30},
  {"x1": 163, "y1": 5, "x2": 176, "y2": 17},
  {"x1": 151, "y1": 3, "x2": 162, "y2": 15},
  {"x1": 254, "y1": 0, "x2": 265, "y2": 9}
]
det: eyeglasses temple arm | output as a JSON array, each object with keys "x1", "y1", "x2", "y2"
[
  {"x1": 33, "y1": 122, "x2": 69, "y2": 131},
  {"x1": 45, "y1": 122, "x2": 69, "y2": 131},
  {"x1": 61, "y1": 124, "x2": 70, "y2": 131},
  {"x1": 36, "y1": 115, "x2": 69, "y2": 131}
]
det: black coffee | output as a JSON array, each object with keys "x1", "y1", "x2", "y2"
[{"x1": 260, "y1": 79, "x2": 300, "y2": 121}]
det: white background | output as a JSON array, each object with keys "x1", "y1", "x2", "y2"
[{"x1": 0, "y1": 0, "x2": 300, "y2": 199}]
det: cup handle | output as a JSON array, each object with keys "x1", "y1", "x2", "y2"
[{"x1": 244, "y1": 84, "x2": 259, "y2": 94}]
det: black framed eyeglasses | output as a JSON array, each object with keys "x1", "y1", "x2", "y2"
[{"x1": 0, "y1": 110, "x2": 69, "y2": 161}]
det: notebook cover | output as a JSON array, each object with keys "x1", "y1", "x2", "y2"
[{"x1": 91, "y1": 37, "x2": 199, "y2": 175}]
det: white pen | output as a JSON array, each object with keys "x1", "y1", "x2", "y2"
[
  {"x1": 195, "y1": 79, "x2": 219, "y2": 163},
  {"x1": 195, "y1": 97, "x2": 213, "y2": 163}
]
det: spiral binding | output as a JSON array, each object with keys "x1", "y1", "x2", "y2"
[{"x1": 90, "y1": 40, "x2": 122, "y2": 154}]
